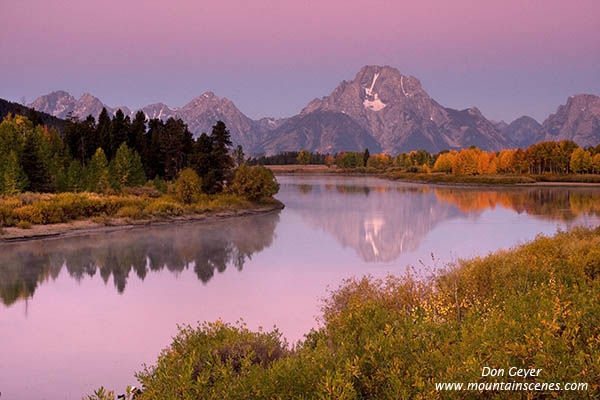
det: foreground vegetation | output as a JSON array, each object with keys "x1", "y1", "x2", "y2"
[{"x1": 89, "y1": 227, "x2": 600, "y2": 399}]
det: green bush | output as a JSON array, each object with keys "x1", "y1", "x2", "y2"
[
  {"x1": 135, "y1": 321, "x2": 289, "y2": 399},
  {"x1": 153, "y1": 177, "x2": 168, "y2": 194},
  {"x1": 174, "y1": 168, "x2": 202, "y2": 204},
  {"x1": 231, "y1": 165, "x2": 279, "y2": 201}
]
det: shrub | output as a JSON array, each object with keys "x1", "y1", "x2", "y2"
[
  {"x1": 145, "y1": 199, "x2": 184, "y2": 216},
  {"x1": 124, "y1": 185, "x2": 162, "y2": 198},
  {"x1": 135, "y1": 321, "x2": 289, "y2": 399},
  {"x1": 0, "y1": 198, "x2": 20, "y2": 226},
  {"x1": 116, "y1": 205, "x2": 146, "y2": 220},
  {"x1": 17, "y1": 220, "x2": 31, "y2": 229},
  {"x1": 174, "y1": 168, "x2": 202, "y2": 204},
  {"x1": 153, "y1": 177, "x2": 168, "y2": 194},
  {"x1": 231, "y1": 165, "x2": 279, "y2": 201}
]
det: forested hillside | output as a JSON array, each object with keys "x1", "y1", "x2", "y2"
[{"x1": 0, "y1": 98, "x2": 66, "y2": 131}]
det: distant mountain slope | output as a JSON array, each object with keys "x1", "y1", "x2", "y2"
[
  {"x1": 542, "y1": 94, "x2": 600, "y2": 147},
  {"x1": 502, "y1": 116, "x2": 544, "y2": 148},
  {"x1": 0, "y1": 98, "x2": 66, "y2": 130},
  {"x1": 27, "y1": 67, "x2": 600, "y2": 155},
  {"x1": 262, "y1": 110, "x2": 381, "y2": 154}
]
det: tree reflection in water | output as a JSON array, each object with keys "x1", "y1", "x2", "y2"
[
  {"x1": 0, "y1": 211, "x2": 280, "y2": 306},
  {"x1": 284, "y1": 180, "x2": 600, "y2": 262}
]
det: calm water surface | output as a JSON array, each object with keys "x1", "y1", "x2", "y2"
[{"x1": 1, "y1": 175, "x2": 600, "y2": 399}]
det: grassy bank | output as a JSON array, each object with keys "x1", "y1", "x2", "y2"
[
  {"x1": 267, "y1": 165, "x2": 600, "y2": 186},
  {"x1": 89, "y1": 227, "x2": 600, "y2": 399},
  {"x1": 384, "y1": 171, "x2": 537, "y2": 185},
  {"x1": 0, "y1": 190, "x2": 282, "y2": 240}
]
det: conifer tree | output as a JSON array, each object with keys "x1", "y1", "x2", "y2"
[
  {"x1": 82, "y1": 115, "x2": 98, "y2": 163},
  {"x1": 21, "y1": 129, "x2": 51, "y2": 192},
  {"x1": 190, "y1": 132, "x2": 215, "y2": 192},
  {"x1": 110, "y1": 142, "x2": 133, "y2": 188},
  {"x1": 87, "y1": 148, "x2": 110, "y2": 193},
  {"x1": 208, "y1": 121, "x2": 234, "y2": 192},
  {"x1": 110, "y1": 109, "x2": 129, "y2": 159},
  {"x1": 1, "y1": 151, "x2": 28, "y2": 195},
  {"x1": 129, "y1": 111, "x2": 147, "y2": 154},
  {"x1": 97, "y1": 108, "x2": 112, "y2": 156},
  {"x1": 128, "y1": 150, "x2": 146, "y2": 186},
  {"x1": 66, "y1": 160, "x2": 85, "y2": 192},
  {"x1": 146, "y1": 119, "x2": 165, "y2": 179}
]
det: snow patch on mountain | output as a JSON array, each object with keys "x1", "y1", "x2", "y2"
[{"x1": 363, "y1": 72, "x2": 387, "y2": 111}]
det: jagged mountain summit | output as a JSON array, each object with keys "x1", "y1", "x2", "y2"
[
  {"x1": 28, "y1": 66, "x2": 600, "y2": 155},
  {"x1": 289, "y1": 65, "x2": 515, "y2": 153},
  {"x1": 29, "y1": 91, "x2": 267, "y2": 153}
]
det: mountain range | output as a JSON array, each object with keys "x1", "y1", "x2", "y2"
[{"x1": 27, "y1": 65, "x2": 600, "y2": 154}]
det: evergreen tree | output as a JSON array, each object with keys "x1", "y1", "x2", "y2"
[
  {"x1": 110, "y1": 142, "x2": 133, "y2": 188},
  {"x1": 64, "y1": 114, "x2": 82, "y2": 162},
  {"x1": 82, "y1": 115, "x2": 98, "y2": 163},
  {"x1": 1, "y1": 151, "x2": 28, "y2": 195},
  {"x1": 363, "y1": 148, "x2": 370, "y2": 167},
  {"x1": 97, "y1": 108, "x2": 112, "y2": 156},
  {"x1": 21, "y1": 129, "x2": 51, "y2": 192},
  {"x1": 128, "y1": 150, "x2": 146, "y2": 186},
  {"x1": 129, "y1": 111, "x2": 147, "y2": 154},
  {"x1": 190, "y1": 132, "x2": 215, "y2": 192},
  {"x1": 161, "y1": 118, "x2": 193, "y2": 180},
  {"x1": 46, "y1": 127, "x2": 70, "y2": 191},
  {"x1": 66, "y1": 160, "x2": 85, "y2": 192},
  {"x1": 208, "y1": 121, "x2": 234, "y2": 192},
  {"x1": 87, "y1": 148, "x2": 110, "y2": 193},
  {"x1": 146, "y1": 119, "x2": 165, "y2": 179},
  {"x1": 110, "y1": 109, "x2": 129, "y2": 159}
]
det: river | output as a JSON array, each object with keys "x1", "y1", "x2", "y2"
[{"x1": 1, "y1": 175, "x2": 599, "y2": 399}]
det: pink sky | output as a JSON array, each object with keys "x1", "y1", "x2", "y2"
[{"x1": 1, "y1": 0, "x2": 599, "y2": 122}]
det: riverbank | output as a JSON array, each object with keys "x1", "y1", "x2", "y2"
[
  {"x1": 267, "y1": 165, "x2": 600, "y2": 186},
  {"x1": 0, "y1": 192, "x2": 283, "y2": 242},
  {"x1": 89, "y1": 226, "x2": 600, "y2": 399}
]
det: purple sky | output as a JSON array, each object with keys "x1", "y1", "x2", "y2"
[{"x1": 1, "y1": 0, "x2": 599, "y2": 122}]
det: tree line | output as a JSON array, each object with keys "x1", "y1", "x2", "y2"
[
  {"x1": 248, "y1": 151, "x2": 328, "y2": 166},
  {"x1": 0, "y1": 109, "x2": 238, "y2": 195},
  {"x1": 256, "y1": 141, "x2": 600, "y2": 175}
]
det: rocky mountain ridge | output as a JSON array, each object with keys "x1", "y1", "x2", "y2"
[{"x1": 28, "y1": 66, "x2": 600, "y2": 154}]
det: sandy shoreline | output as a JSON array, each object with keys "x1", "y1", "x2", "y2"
[{"x1": 0, "y1": 202, "x2": 284, "y2": 243}]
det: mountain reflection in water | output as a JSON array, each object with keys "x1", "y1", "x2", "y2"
[
  {"x1": 0, "y1": 211, "x2": 280, "y2": 306},
  {"x1": 278, "y1": 179, "x2": 600, "y2": 263}
]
